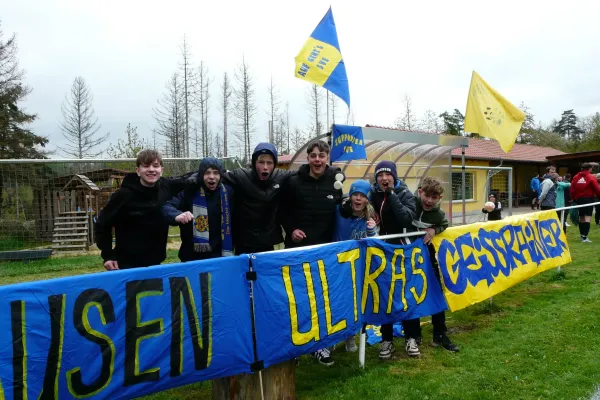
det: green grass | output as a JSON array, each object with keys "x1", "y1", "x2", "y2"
[{"x1": 1, "y1": 229, "x2": 599, "y2": 399}]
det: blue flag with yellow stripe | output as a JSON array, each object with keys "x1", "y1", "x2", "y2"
[{"x1": 295, "y1": 7, "x2": 350, "y2": 107}]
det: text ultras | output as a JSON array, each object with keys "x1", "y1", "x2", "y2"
[
  {"x1": 281, "y1": 245, "x2": 429, "y2": 346},
  {"x1": 6, "y1": 274, "x2": 212, "y2": 399}
]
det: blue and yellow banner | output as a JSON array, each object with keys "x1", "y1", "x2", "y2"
[
  {"x1": 251, "y1": 238, "x2": 447, "y2": 368},
  {"x1": 294, "y1": 7, "x2": 350, "y2": 107},
  {"x1": 330, "y1": 124, "x2": 367, "y2": 162},
  {"x1": 0, "y1": 256, "x2": 253, "y2": 400},
  {"x1": 431, "y1": 210, "x2": 571, "y2": 311}
]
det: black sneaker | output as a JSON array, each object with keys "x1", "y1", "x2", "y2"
[
  {"x1": 313, "y1": 348, "x2": 334, "y2": 366},
  {"x1": 432, "y1": 334, "x2": 459, "y2": 352},
  {"x1": 415, "y1": 336, "x2": 423, "y2": 345}
]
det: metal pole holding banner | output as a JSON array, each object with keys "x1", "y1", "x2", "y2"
[
  {"x1": 359, "y1": 324, "x2": 366, "y2": 369},
  {"x1": 461, "y1": 145, "x2": 466, "y2": 225}
]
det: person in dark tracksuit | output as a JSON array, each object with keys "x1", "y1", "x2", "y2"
[
  {"x1": 370, "y1": 160, "x2": 418, "y2": 360},
  {"x1": 162, "y1": 157, "x2": 235, "y2": 262},
  {"x1": 95, "y1": 149, "x2": 188, "y2": 270},
  {"x1": 280, "y1": 139, "x2": 343, "y2": 366}
]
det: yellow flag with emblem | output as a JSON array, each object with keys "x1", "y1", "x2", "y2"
[
  {"x1": 464, "y1": 71, "x2": 525, "y2": 153},
  {"x1": 294, "y1": 7, "x2": 350, "y2": 107}
]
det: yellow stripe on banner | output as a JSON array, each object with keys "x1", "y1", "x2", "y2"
[
  {"x1": 294, "y1": 37, "x2": 343, "y2": 86},
  {"x1": 431, "y1": 210, "x2": 571, "y2": 311}
]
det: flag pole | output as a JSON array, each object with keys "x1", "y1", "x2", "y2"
[{"x1": 326, "y1": 90, "x2": 330, "y2": 130}]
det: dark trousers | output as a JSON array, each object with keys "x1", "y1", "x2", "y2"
[
  {"x1": 532, "y1": 191, "x2": 539, "y2": 209},
  {"x1": 595, "y1": 204, "x2": 600, "y2": 225},
  {"x1": 381, "y1": 245, "x2": 447, "y2": 341}
]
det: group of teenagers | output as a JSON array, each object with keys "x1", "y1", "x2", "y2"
[
  {"x1": 529, "y1": 163, "x2": 600, "y2": 242},
  {"x1": 95, "y1": 140, "x2": 459, "y2": 367}
]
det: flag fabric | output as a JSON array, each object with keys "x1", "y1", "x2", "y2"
[
  {"x1": 330, "y1": 124, "x2": 367, "y2": 162},
  {"x1": 464, "y1": 71, "x2": 526, "y2": 153},
  {"x1": 295, "y1": 7, "x2": 350, "y2": 107}
]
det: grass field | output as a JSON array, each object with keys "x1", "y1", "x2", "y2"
[{"x1": 1, "y1": 228, "x2": 599, "y2": 399}]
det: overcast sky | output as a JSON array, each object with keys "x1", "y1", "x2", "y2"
[{"x1": 3, "y1": 0, "x2": 600, "y2": 158}]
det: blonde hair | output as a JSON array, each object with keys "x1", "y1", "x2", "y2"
[{"x1": 350, "y1": 193, "x2": 376, "y2": 220}]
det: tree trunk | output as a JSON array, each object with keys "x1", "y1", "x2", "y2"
[{"x1": 212, "y1": 360, "x2": 295, "y2": 400}]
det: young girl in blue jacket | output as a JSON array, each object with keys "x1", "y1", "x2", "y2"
[{"x1": 334, "y1": 180, "x2": 378, "y2": 352}]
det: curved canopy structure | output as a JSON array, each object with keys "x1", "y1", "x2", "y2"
[{"x1": 288, "y1": 126, "x2": 469, "y2": 193}]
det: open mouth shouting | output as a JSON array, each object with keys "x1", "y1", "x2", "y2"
[{"x1": 205, "y1": 180, "x2": 218, "y2": 190}]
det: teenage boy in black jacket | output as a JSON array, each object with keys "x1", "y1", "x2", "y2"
[
  {"x1": 280, "y1": 139, "x2": 343, "y2": 366},
  {"x1": 95, "y1": 149, "x2": 187, "y2": 270}
]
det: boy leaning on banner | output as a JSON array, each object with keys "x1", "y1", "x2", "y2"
[
  {"x1": 334, "y1": 179, "x2": 378, "y2": 353},
  {"x1": 162, "y1": 157, "x2": 234, "y2": 262},
  {"x1": 370, "y1": 160, "x2": 420, "y2": 359},
  {"x1": 95, "y1": 149, "x2": 189, "y2": 270},
  {"x1": 411, "y1": 176, "x2": 459, "y2": 352}
]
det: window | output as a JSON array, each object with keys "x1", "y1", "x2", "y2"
[{"x1": 452, "y1": 172, "x2": 474, "y2": 201}]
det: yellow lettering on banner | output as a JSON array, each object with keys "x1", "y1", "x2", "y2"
[
  {"x1": 409, "y1": 247, "x2": 427, "y2": 304},
  {"x1": 361, "y1": 247, "x2": 386, "y2": 314},
  {"x1": 282, "y1": 264, "x2": 320, "y2": 346},
  {"x1": 387, "y1": 248, "x2": 408, "y2": 313},
  {"x1": 318, "y1": 260, "x2": 347, "y2": 335},
  {"x1": 337, "y1": 248, "x2": 360, "y2": 322}
]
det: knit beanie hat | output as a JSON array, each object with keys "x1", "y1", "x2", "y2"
[
  {"x1": 349, "y1": 180, "x2": 372, "y2": 200},
  {"x1": 374, "y1": 160, "x2": 398, "y2": 183}
]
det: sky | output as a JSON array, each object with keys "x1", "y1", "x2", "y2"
[{"x1": 3, "y1": 0, "x2": 600, "y2": 158}]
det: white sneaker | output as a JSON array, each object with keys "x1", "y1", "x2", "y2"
[
  {"x1": 582, "y1": 237, "x2": 592, "y2": 243},
  {"x1": 379, "y1": 340, "x2": 394, "y2": 359},
  {"x1": 405, "y1": 338, "x2": 421, "y2": 357},
  {"x1": 565, "y1": 222, "x2": 571, "y2": 227},
  {"x1": 345, "y1": 336, "x2": 358, "y2": 353}
]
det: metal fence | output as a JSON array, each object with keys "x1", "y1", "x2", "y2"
[{"x1": 0, "y1": 157, "x2": 241, "y2": 255}]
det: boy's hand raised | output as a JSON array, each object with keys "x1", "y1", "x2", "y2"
[
  {"x1": 291, "y1": 229, "x2": 306, "y2": 243},
  {"x1": 104, "y1": 260, "x2": 119, "y2": 271},
  {"x1": 175, "y1": 211, "x2": 194, "y2": 224}
]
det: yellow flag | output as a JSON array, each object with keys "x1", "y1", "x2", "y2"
[{"x1": 464, "y1": 71, "x2": 525, "y2": 153}]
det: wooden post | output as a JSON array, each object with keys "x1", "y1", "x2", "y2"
[{"x1": 212, "y1": 360, "x2": 295, "y2": 400}]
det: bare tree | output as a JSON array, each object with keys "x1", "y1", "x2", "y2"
[
  {"x1": 306, "y1": 84, "x2": 323, "y2": 137},
  {"x1": 284, "y1": 101, "x2": 291, "y2": 154},
  {"x1": 153, "y1": 73, "x2": 185, "y2": 157},
  {"x1": 421, "y1": 109, "x2": 443, "y2": 133},
  {"x1": 191, "y1": 120, "x2": 201, "y2": 158},
  {"x1": 214, "y1": 133, "x2": 223, "y2": 158},
  {"x1": 329, "y1": 93, "x2": 338, "y2": 126},
  {"x1": 266, "y1": 75, "x2": 282, "y2": 144},
  {"x1": 233, "y1": 56, "x2": 257, "y2": 163},
  {"x1": 395, "y1": 93, "x2": 418, "y2": 131},
  {"x1": 291, "y1": 126, "x2": 307, "y2": 153},
  {"x1": 345, "y1": 108, "x2": 356, "y2": 125},
  {"x1": 179, "y1": 35, "x2": 198, "y2": 157},
  {"x1": 60, "y1": 76, "x2": 108, "y2": 158},
  {"x1": 220, "y1": 71, "x2": 232, "y2": 157},
  {"x1": 106, "y1": 123, "x2": 149, "y2": 158},
  {"x1": 195, "y1": 61, "x2": 212, "y2": 157}
]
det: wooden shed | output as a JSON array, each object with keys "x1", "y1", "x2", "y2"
[{"x1": 32, "y1": 168, "x2": 128, "y2": 252}]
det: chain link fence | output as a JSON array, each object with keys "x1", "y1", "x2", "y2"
[{"x1": 0, "y1": 158, "x2": 241, "y2": 257}]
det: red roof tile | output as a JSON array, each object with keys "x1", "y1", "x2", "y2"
[
  {"x1": 450, "y1": 137, "x2": 565, "y2": 163},
  {"x1": 278, "y1": 154, "x2": 294, "y2": 164}
]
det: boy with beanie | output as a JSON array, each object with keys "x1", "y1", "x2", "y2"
[
  {"x1": 370, "y1": 160, "x2": 419, "y2": 359},
  {"x1": 162, "y1": 157, "x2": 235, "y2": 261},
  {"x1": 411, "y1": 176, "x2": 458, "y2": 352}
]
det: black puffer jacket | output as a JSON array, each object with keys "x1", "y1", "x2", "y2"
[
  {"x1": 281, "y1": 164, "x2": 343, "y2": 248},
  {"x1": 371, "y1": 180, "x2": 417, "y2": 244},
  {"x1": 223, "y1": 163, "x2": 294, "y2": 251},
  {"x1": 95, "y1": 173, "x2": 186, "y2": 267},
  {"x1": 163, "y1": 158, "x2": 234, "y2": 262}
]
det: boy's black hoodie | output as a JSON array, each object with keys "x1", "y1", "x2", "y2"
[{"x1": 95, "y1": 173, "x2": 183, "y2": 268}]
